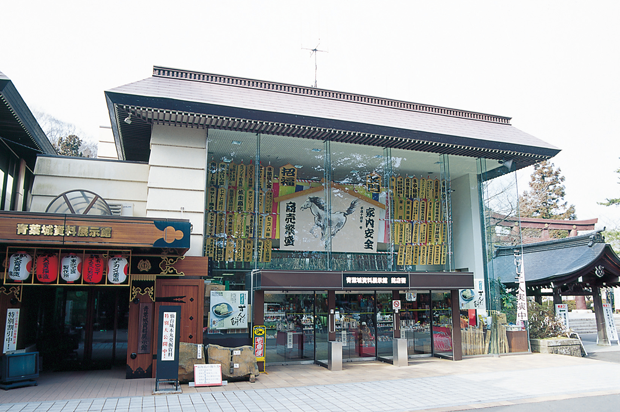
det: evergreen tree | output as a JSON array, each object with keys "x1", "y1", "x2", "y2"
[
  {"x1": 518, "y1": 160, "x2": 576, "y2": 220},
  {"x1": 55, "y1": 134, "x2": 83, "y2": 157},
  {"x1": 599, "y1": 167, "x2": 620, "y2": 207}
]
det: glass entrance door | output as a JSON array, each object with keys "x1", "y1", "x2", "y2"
[
  {"x1": 23, "y1": 287, "x2": 128, "y2": 370},
  {"x1": 335, "y1": 292, "x2": 376, "y2": 360}
]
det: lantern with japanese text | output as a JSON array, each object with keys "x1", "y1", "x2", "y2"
[
  {"x1": 107, "y1": 255, "x2": 128, "y2": 284},
  {"x1": 84, "y1": 254, "x2": 104, "y2": 284},
  {"x1": 36, "y1": 253, "x2": 58, "y2": 283},
  {"x1": 8, "y1": 252, "x2": 32, "y2": 282},
  {"x1": 61, "y1": 253, "x2": 82, "y2": 283}
]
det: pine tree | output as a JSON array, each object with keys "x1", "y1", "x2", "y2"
[
  {"x1": 55, "y1": 135, "x2": 83, "y2": 157},
  {"x1": 518, "y1": 161, "x2": 576, "y2": 220},
  {"x1": 599, "y1": 167, "x2": 620, "y2": 207}
]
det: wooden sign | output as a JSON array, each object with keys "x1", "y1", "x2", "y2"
[
  {"x1": 265, "y1": 166, "x2": 274, "y2": 190},
  {"x1": 412, "y1": 177, "x2": 419, "y2": 199},
  {"x1": 419, "y1": 178, "x2": 426, "y2": 199},
  {"x1": 207, "y1": 187, "x2": 217, "y2": 211},
  {"x1": 405, "y1": 244, "x2": 413, "y2": 266},
  {"x1": 244, "y1": 239, "x2": 253, "y2": 262},
  {"x1": 397, "y1": 245, "x2": 405, "y2": 266},
  {"x1": 236, "y1": 189, "x2": 245, "y2": 212},
  {"x1": 246, "y1": 190, "x2": 255, "y2": 213},
  {"x1": 217, "y1": 162, "x2": 228, "y2": 187},
  {"x1": 279, "y1": 164, "x2": 297, "y2": 186},
  {"x1": 237, "y1": 163, "x2": 246, "y2": 188},
  {"x1": 138, "y1": 303, "x2": 153, "y2": 354},
  {"x1": 265, "y1": 191, "x2": 274, "y2": 214},
  {"x1": 247, "y1": 164, "x2": 255, "y2": 190},
  {"x1": 404, "y1": 177, "x2": 412, "y2": 198},
  {"x1": 208, "y1": 161, "x2": 217, "y2": 186},
  {"x1": 235, "y1": 239, "x2": 244, "y2": 262},
  {"x1": 396, "y1": 176, "x2": 404, "y2": 197},
  {"x1": 366, "y1": 172, "x2": 381, "y2": 193},
  {"x1": 228, "y1": 162, "x2": 237, "y2": 186},
  {"x1": 412, "y1": 245, "x2": 420, "y2": 265}
]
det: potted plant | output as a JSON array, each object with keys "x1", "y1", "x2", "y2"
[{"x1": 528, "y1": 301, "x2": 582, "y2": 356}]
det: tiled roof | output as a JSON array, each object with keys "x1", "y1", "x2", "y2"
[
  {"x1": 106, "y1": 66, "x2": 560, "y2": 163},
  {"x1": 494, "y1": 231, "x2": 620, "y2": 287}
]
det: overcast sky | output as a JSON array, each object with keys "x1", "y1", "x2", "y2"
[{"x1": 3, "y1": 1, "x2": 619, "y2": 229}]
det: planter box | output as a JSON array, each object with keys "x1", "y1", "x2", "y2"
[{"x1": 530, "y1": 338, "x2": 581, "y2": 357}]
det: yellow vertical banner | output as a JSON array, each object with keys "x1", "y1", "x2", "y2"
[
  {"x1": 265, "y1": 166, "x2": 274, "y2": 190},
  {"x1": 247, "y1": 164, "x2": 255, "y2": 190},
  {"x1": 217, "y1": 162, "x2": 228, "y2": 187},
  {"x1": 257, "y1": 215, "x2": 264, "y2": 239},
  {"x1": 208, "y1": 161, "x2": 217, "y2": 186},
  {"x1": 405, "y1": 199, "x2": 412, "y2": 221},
  {"x1": 412, "y1": 177, "x2": 419, "y2": 199},
  {"x1": 396, "y1": 176, "x2": 404, "y2": 197},
  {"x1": 412, "y1": 222, "x2": 420, "y2": 244},
  {"x1": 206, "y1": 237, "x2": 215, "y2": 259},
  {"x1": 426, "y1": 179, "x2": 434, "y2": 200},
  {"x1": 405, "y1": 244, "x2": 413, "y2": 266},
  {"x1": 246, "y1": 189, "x2": 255, "y2": 213},
  {"x1": 235, "y1": 239, "x2": 244, "y2": 262},
  {"x1": 412, "y1": 245, "x2": 420, "y2": 265},
  {"x1": 434, "y1": 199, "x2": 442, "y2": 222},
  {"x1": 227, "y1": 188, "x2": 236, "y2": 212},
  {"x1": 403, "y1": 222, "x2": 412, "y2": 244},
  {"x1": 229, "y1": 162, "x2": 237, "y2": 186},
  {"x1": 226, "y1": 213, "x2": 235, "y2": 237},
  {"x1": 427, "y1": 199, "x2": 434, "y2": 222},
  {"x1": 246, "y1": 214, "x2": 255, "y2": 238},
  {"x1": 393, "y1": 222, "x2": 400, "y2": 245},
  {"x1": 216, "y1": 213, "x2": 226, "y2": 236},
  {"x1": 263, "y1": 239, "x2": 272, "y2": 262},
  {"x1": 206, "y1": 211, "x2": 216, "y2": 236},
  {"x1": 225, "y1": 239, "x2": 235, "y2": 262},
  {"x1": 433, "y1": 245, "x2": 442, "y2": 265},
  {"x1": 427, "y1": 246, "x2": 434, "y2": 266},
  {"x1": 397, "y1": 196, "x2": 405, "y2": 220},
  {"x1": 207, "y1": 187, "x2": 217, "y2": 211},
  {"x1": 412, "y1": 199, "x2": 419, "y2": 221},
  {"x1": 390, "y1": 176, "x2": 396, "y2": 194},
  {"x1": 237, "y1": 163, "x2": 246, "y2": 188},
  {"x1": 264, "y1": 215, "x2": 273, "y2": 239},
  {"x1": 397, "y1": 245, "x2": 405, "y2": 266},
  {"x1": 244, "y1": 239, "x2": 254, "y2": 262},
  {"x1": 419, "y1": 245, "x2": 427, "y2": 265},
  {"x1": 419, "y1": 178, "x2": 426, "y2": 199},
  {"x1": 434, "y1": 178, "x2": 440, "y2": 199},
  {"x1": 258, "y1": 190, "x2": 264, "y2": 214},
  {"x1": 217, "y1": 188, "x2": 227, "y2": 211},
  {"x1": 215, "y1": 239, "x2": 225, "y2": 262},
  {"x1": 419, "y1": 200, "x2": 427, "y2": 222},
  {"x1": 260, "y1": 165, "x2": 266, "y2": 191},
  {"x1": 257, "y1": 240, "x2": 264, "y2": 262},
  {"x1": 404, "y1": 177, "x2": 412, "y2": 198},
  {"x1": 419, "y1": 222, "x2": 427, "y2": 244},
  {"x1": 235, "y1": 213, "x2": 244, "y2": 238},
  {"x1": 236, "y1": 189, "x2": 245, "y2": 212},
  {"x1": 265, "y1": 191, "x2": 273, "y2": 214},
  {"x1": 441, "y1": 244, "x2": 447, "y2": 265}
]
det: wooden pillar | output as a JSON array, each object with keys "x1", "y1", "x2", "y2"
[
  {"x1": 392, "y1": 290, "x2": 401, "y2": 339},
  {"x1": 328, "y1": 290, "x2": 336, "y2": 341},
  {"x1": 592, "y1": 286, "x2": 610, "y2": 345},
  {"x1": 451, "y1": 289, "x2": 462, "y2": 361}
]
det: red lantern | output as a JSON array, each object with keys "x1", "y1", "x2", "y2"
[
  {"x1": 36, "y1": 254, "x2": 58, "y2": 283},
  {"x1": 84, "y1": 254, "x2": 104, "y2": 284}
]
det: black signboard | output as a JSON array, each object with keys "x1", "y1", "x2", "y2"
[
  {"x1": 343, "y1": 273, "x2": 409, "y2": 288},
  {"x1": 155, "y1": 305, "x2": 181, "y2": 390}
]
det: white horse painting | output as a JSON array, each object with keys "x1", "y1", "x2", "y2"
[{"x1": 300, "y1": 196, "x2": 357, "y2": 249}]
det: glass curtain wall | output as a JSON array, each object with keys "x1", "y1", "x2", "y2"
[
  {"x1": 390, "y1": 149, "x2": 451, "y2": 272},
  {"x1": 478, "y1": 158, "x2": 527, "y2": 354}
]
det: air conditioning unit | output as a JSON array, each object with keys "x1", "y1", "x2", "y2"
[{"x1": 109, "y1": 203, "x2": 134, "y2": 216}]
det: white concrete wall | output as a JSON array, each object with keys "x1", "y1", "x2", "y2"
[
  {"x1": 97, "y1": 126, "x2": 118, "y2": 160},
  {"x1": 146, "y1": 124, "x2": 206, "y2": 257},
  {"x1": 451, "y1": 172, "x2": 486, "y2": 312},
  {"x1": 30, "y1": 156, "x2": 149, "y2": 215}
]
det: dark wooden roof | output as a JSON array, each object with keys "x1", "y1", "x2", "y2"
[
  {"x1": 105, "y1": 66, "x2": 560, "y2": 165},
  {"x1": 0, "y1": 71, "x2": 55, "y2": 163},
  {"x1": 494, "y1": 231, "x2": 620, "y2": 291}
]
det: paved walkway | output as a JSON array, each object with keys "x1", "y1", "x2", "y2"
[{"x1": 1, "y1": 334, "x2": 619, "y2": 411}]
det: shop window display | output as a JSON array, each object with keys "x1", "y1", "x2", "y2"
[
  {"x1": 400, "y1": 291, "x2": 432, "y2": 356},
  {"x1": 432, "y1": 291, "x2": 453, "y2": 357},
  {"x1": 263, "y1": 292, "x2": 315, "y2": 364},
  {"x1": 334, "y1": 292, "x2": 376, "y2": 360}
]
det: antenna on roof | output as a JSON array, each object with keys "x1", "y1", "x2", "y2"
[{"x1": 302, "y1": 41, "x2": 327, "y2": 88}]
